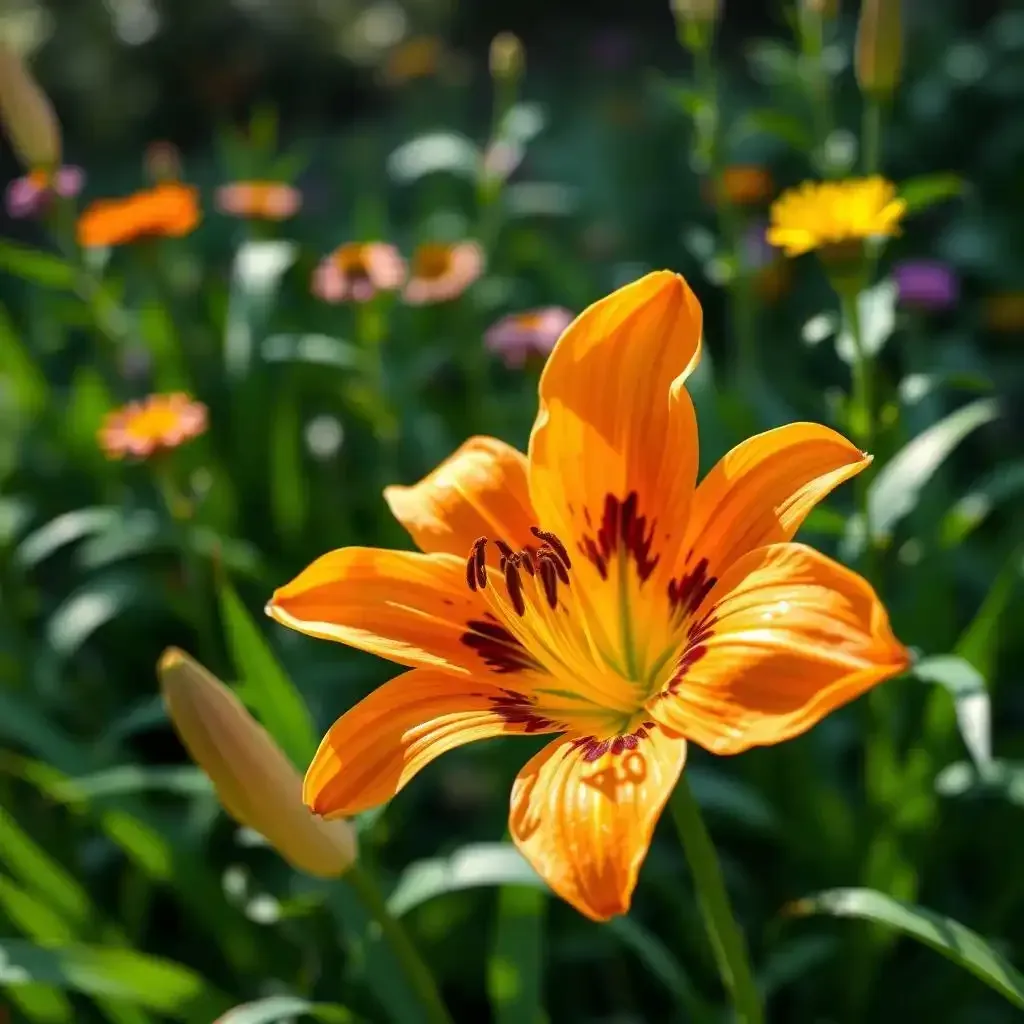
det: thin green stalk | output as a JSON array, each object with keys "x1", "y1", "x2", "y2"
[
  {"x1": 345, "y1": 863, "x2": 454, "y2": 1024},
  {"x1": 861, "y1": 98, "x2": 883, "y2": 177},
  {"x1": 798, "y1": 6, "x2": 834, "y2": 174},
  {"x1": 693, "y1": 41, "x2": 757, "y2": 390},
  {"x1": 670, "y1": 776, "x2": 763, "y2": 1024}
]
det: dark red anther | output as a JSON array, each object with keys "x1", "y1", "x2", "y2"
[
  {"x1": 474, "y1": 538, "x2": 488, "y2": 589},
  {"x1": 538, "y1": 557, "x2": 559, "y2": 609},
  {"x1": 519, "y1": 548, "x2": 536, "y2": 575},
  {"x1": 531, "y1": 526, "x2": 571, "y2": 570},
  {"x1": 467, "y1": 538, "x2": 487, "y2": 591},
  {"x1": 504, "y1": 558, "x2": 526, "y2": 616}
]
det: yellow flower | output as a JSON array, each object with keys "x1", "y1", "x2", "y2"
[
  {"x1": 767, "y1": 177, "x2": 906, "y2": 258},
  {"x1": 159, "y1": 648, "x2": 357, "y2": 878},
  {"x1": 267, "y1": 272, "x2": 908, "y2": 921},
  {"x1": 98, "y1": 392, "x2": 207, "y2": 460}
]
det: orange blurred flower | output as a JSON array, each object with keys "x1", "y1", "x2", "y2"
[
  {"x1": 268, "y1": 272, "x2": 909, "y2": 923},
  {"x1": 77, "y1": 183, "x2": 200, "y2": 248},
  {"x1": 403, "y1": 241, "x2": 484, "y2": 305},
  {"x1": 215, "y1": 180, "x2": 301, "y2": 221},
  {"x1": 98, "y1": 392, "x2": 207, "y2": 460},
  {"x1": 383, "y1": 35, "x2": 443, "y2": 85},
  {"x1": 312, "y1": 242, "x2": 406, "y2": 303},
  {"x1": 716, "y1": 165, "x2": 774, "y2": 207}
]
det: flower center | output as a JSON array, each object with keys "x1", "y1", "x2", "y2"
[{"x1": 412, "y1": 244, "x2": 453, "y2": 280}]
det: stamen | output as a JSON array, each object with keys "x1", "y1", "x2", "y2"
[
  {"x1": 539, "y1": 547, "x2": 570, "y2": 585},
  {"x1": 531, "y1": 526, "x2": 571, "y2": 570},
  {"x1": 494, "y1": 539, "x2": 515, "y2": 561},
  {"x1": 519, "y1": 548, "x2": 536, "y2": 575},
  {"x1": 475, "y1": 539, "x2": 488, "y2": 589},
  {"x1": 504, "y1": 557, "x2": 526, "y2": 616},
  {"x1": 538, "y1": 557, "x2": 559, "y2": 609}
]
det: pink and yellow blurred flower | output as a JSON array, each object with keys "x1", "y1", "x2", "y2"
[
  {"x1": 5, "y1": 165, "x2": 84, "y2": 218},
  {"x1": 215, "y1": 180, "x2": 301, "y2": 221},
  {"x1": 485, "y1": 307, "x2": 574, "y2": 368},
  {"x1": 312, "y1": 242, "x2": 407, "y2": 303},
  {"x1": 404, "y1": 242, "x2": 484, "y2": 305},
  {"x1": 98, "y1": 392, "x2": 207, "y2": 460}
]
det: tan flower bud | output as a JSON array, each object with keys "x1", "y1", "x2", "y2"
[
  {"x1": 158, "y1": 648, "x2": 356, "y2": 878},
  {"x1": 856, "y1": 0, "x2": 903, "y2": 101},
  {"x1": 670, "y1": 0, "x2": 722, "y2": 52},
  {"x1": 0, "y1": 42, "x2": 60, "y2": 170},
  {"x1": 489, "y1": 33, "x2": 524, "y2": 82},
  {"x1": 801, "y1": 0, "x2": 839, "y2": 19}
]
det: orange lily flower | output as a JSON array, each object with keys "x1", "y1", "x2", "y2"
[{"x1": 268, "y1": 272, "x2": 909, "y2": 921}]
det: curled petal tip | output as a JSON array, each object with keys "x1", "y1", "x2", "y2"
[{"x1": 157, "y1": 646, "x2": 186, "y2": 673}]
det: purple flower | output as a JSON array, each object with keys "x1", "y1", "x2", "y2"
[
  {"x1": 484, "y1": 307, "x2": 575, "y2": 368},
  {"x1": 5, "y1": 165, "x2": 85, "y2": 218},
  {"x1": 893, "y1": 260, "x2": 959, "y2": 311}
]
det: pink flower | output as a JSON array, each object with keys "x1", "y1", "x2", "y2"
[
  {"x1": 215, "y1": 180, "x2": 302, "y2": 221},
  {"x1": 312, "y1": 242, "x2": 406, "y2": 303},
  {"x1": 484, "y1": 306, "x2": 575, "y2": 368},
  {"x1": 403, "y1": 241, "x2": 484, "y2": 305},
  {"x1": 5, "y1": 165, "x2": 84, "y2": 218}
]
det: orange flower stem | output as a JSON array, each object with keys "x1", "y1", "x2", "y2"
[
  {"x1": 344, "y1": 862, "x2": 454, "y2": 1024},
  {"x1": 669, "y1": 776, "x2": 764, "y2": 1023}
]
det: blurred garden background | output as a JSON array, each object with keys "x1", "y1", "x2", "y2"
[{"x1": 2, "y1": 0, "x2": 1024, "y2": 1021}]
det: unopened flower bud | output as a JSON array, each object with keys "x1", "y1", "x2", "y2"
[
  {"x1": 670, "y1": 0, "x2": 721, "y2": 52},
  {"x1": 0, "y1": 42, "x2": 61, "y2": 170},
  {"x1": 158, "y1": 647, "x2": 356, "y2": 878},
  {"x1": 856, "y1": 0, "x2": 903, "y2": 101},
  {"x1": 489, "y1": 33, "x2": 524, "y2": 82},
  {"x1": 800, "y1": 0, "x2": 839, "y2": 19}
]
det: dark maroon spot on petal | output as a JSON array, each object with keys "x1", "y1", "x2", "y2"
[
  {"x1": 571, "y1": 721, "x2": 658, "y2": 762},
  {"x1": 485, "y1": 688, "x2": 560, "y2": 732},
  {"x1": 461, "y1": 619, "x2": 536, "y2": 673},
  {"x1": 667, "y1": 557, "x2": 716, "y2": 618},
  {"x1": 663, "y1": 628, "x2": 715, "y2": 696},
  {"x1": 581, "y1": 491, "x2": 660, "y2": 583}
]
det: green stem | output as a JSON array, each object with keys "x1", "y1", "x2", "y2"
[
  {"x1": 345, "y1": 863, "x2": 454, "y2": 1024},
  {"x1": 861, "y1": 98, "x2": 883, "y2": 177},
  {"x1": 670, "y1": 776, "x2": 763, "y2": 1024},
  {"x1": 693, "y1": 39, "x2": 757, "y2": 391}
]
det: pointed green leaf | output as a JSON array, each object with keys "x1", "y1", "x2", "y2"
[
  {"x1": 0, "y1": 240, "x2": 77, "y2": 290},
  {"x1": 955, "y1": 544, "x2": 1023, "y2": 680},
  {"x1": 913, "y1": 655, "x2": 990, "y2": 767},
  {"x1": 218, "y1": 578, "x2": 317, "y2": 767},
  {"x1": 388, "y1": 843, "x2": 545, "y2": 917},
  {"x1": 898, "y1": 173, "x2": 964, "y2": 214},
  {"x1": 0, "y1": 940, "x2": 230, "y2": 1019},
  {"x1": 868, "y1": 398, "x2": 1000, "y2": 542},
  {"x1": 214, "y1": 996, "x2": 358, "y2": 1023},
  {"x1": 788, "y1": 888, "x2": 1024, "y2": 1009}
]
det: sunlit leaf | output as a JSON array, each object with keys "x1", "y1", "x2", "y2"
[
  {"x1": 387, "y1": 132, "x2": 480, "y2": 182},
  {"x1": 867, "y1": 398, "x2": 1000, "y2": 542},
  {"x1": 15, "y1": 507, "x2": 123, "y2": 569},
  {"x1": 940, "y1": 461, "x2": 1024, "y2": 547},
  {"x1": 218, "y1": 577, "x2": 317, "y2": 767},
  {"x1": 898, "y1": 173, "x2": 965, "y2": 214},
  {"x1": 936, "y1": 759, "x2": 1024, "y2": 807},
  {"x1": 913, "y1": 655, "x2": 990, "y2": 768},
  {"x1": 955, "y1": 543, "x2": 1023, "y2": 680},
  {"x1": 0, "y1": 939, "x2": 230, "y2": 1019},
  {"x1": 0, "y1": 240, "x2": 77, "y2": 290},
  {"x1": 788, "y1": 888, "x2": 1024, "y2": 1009},
  {"x1": 48, "y1": 765, "x2": 212, "y2": 802},
  {"x1": 46, "y1": 573, "x2": 156, "y2": 658},
  {"x1": 214, "y1": 996, "x2": 357, "y2": 1023},
  {"x1": 836, "y1": 279, "x2": 897, "y2": 364},
  {"x1": 730, "y1": 109, "x2": 814, "y2": 150},
  {"x1": 388, "y1": 843, "x2": 544, "y2": 917}
]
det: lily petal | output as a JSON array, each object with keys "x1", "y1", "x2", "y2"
[
  {"x1": 384, "y1": 436, "x2": 537, "y2": 556},
  {"x1": 509, "y1": 726, "x2": 687, "y2": 921},
  {"x1": 269, "y1": 548, "x2": 539, "y2": 677},
  {"x1": 649, "y1": 543, "x2": 909, "y2": 754},
  {"x1": 304, "y1": 668, "x2": 561, "y2": 817},
  {"x1": 528, "y1": 270, "x2": 702, "y2": 591},
  {"x1": 679, "y1": 422, "x2": 869, "y2": 580}
]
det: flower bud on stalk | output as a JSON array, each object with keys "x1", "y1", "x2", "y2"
[
  {"x1": 670, "y1": 0, "x2": 721, "y2": 54},
  {"x1": 489, "y1": 32, "x2": 524, "y2": 83},
  {"x1": 856, "y1": 0, "x2": 903, "y2": 102},
  {"x1": 0, "y1": 42, "x2": 61, "y2": 171},
  {"x1": 159, "y1": 647, "x2": 357, "y2": 878}
]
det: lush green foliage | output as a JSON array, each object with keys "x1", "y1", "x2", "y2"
[{"x1": 2, "y1": 4, "x2": 1024, "y2": 1022}]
